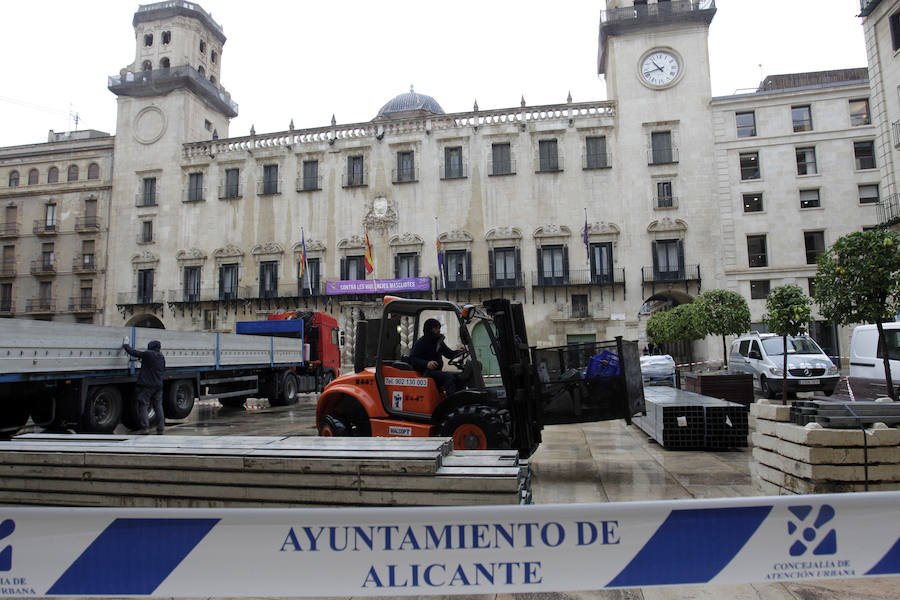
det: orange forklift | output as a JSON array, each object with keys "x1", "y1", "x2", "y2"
[{"x1": 315, "y1": 296, "x2": 644, "y2": 457}]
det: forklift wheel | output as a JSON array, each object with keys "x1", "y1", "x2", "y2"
[
  {"x1": 440, "y1": 405, "x2": 511, "y2": 451},
  {"x1": 320, "y1": 414, "x2": 350, "y2": 437}
]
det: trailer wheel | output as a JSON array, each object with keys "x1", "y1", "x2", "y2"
[
  {"x1": 164, "y1": 380, "x2": 195, "y2": 419},
  {"x1": 320, "y1": 414, "x2": 350, "y2": 437},
  {"x1": 270, "y1": 372, "x2": 299, "y2": 406},
  {"x1": 318, "y1": 370, "x2": 335, "y2": 392},
  {"x1": 439, "y1": 405, "x2": 511, "y2": 451},
  {"x1": 0, "y1": 402, "x2": 31, "y2": 439},
  {"x1": 81, "y1": 386, "x2": 123, "y2": 433}
]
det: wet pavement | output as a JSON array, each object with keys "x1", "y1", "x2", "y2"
[{"x1": 19, "y1": 391, "x2": 900, "y2": 599}]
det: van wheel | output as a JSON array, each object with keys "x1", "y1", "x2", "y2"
[
  {"x1": 320, "y1": 414, "x2": 350, "y2": 436},
  {"x1": 81, "y1": 386, "x2": 122, "y2": 433},
  {"x1": 164, "y1": 380, "x2": 195, "y2": 419},
  {"x1": 761, "y1": 376, "x2": 778, "y2": 399},
  {"x1": 440, "y1": 405, "x2": 511, "y2": 451}
]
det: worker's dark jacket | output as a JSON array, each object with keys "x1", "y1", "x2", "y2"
[
  {"x1": 408, "y1": 332, "x2": 461, "y2": 373},
  {"x1": 123, "y1": 344, "x2": 166, "y2": 389}
]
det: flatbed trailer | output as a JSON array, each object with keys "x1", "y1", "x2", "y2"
[{"x1": 0, "y1": 319, "x2": 310, "y2": 436}]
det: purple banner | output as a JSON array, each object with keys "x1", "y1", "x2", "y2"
[{"x1": 325, "y1": 277, "x2": 431, "y2": 295}]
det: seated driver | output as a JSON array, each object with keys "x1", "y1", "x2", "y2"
[{"x1": 408, "y1": 318, "x2": 465, "y2": 395}]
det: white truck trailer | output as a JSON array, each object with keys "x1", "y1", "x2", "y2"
[{"x1": 0, "y1": 319, "x2": 309, "y2": 437}]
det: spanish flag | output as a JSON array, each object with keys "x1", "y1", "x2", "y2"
[{"x1": 364, "y1": 228, "x2": 374, "y2": 274}]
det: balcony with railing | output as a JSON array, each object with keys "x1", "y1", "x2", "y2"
[
  {"x1": 30, "y1": 258, "x2": 56, "y2": 276},
  {"x1": 75, "y1": 216, "x2": 101, "y2": 232},
  {"x1": 69, "y1": 296, "x2": 99, "y2": 313},
  {"x1": 0, "y1": 222, "x2": 19, "y2": 238},
  {"x1": 488, "y1": 158, "x2": 517, "y2": 177},
  {"x1": 648, "y1": 146, "x2": 679, "y2": 165},
  {"x1": 654, "y1": 195, "x2": 679, "y2": 209},
  {"x1": 72, "y1": 254, "x2": 97, "y2": 273},
  {"x1": 536, "y1": 155, "x2": 564, "y2": 173},
  {"x1": 392, "y1": 167, "x2": 419, "y2": 184},
  {"x1": 877, "y1": 193, "x2": 900, "y2": 226},
  {"x1": 108, "y1": 65, "x2": 238, "y2": 118},
  {"x1": 218, "y1": 182, "x2": 243, "y2": 200},
  {"x1": 183, "y1": 186, "x2": 206, "y2": 203},
  {"x1": 25, "y1": 297, "x2": 55, "y2": 313},
  {"x1": 440, "y1": 162, "x2": 468, "y2": 180},
  {"x1": 583, "y1": 151, "x2": 612, "y2": 170},
  {"x1": 116, "y1": 291, "x2": 165, "y2": 306},
  {"x1": 0, "y1": 259, "x2": 15, "y2": 278},
  {"x1": 860, "y1": 0, "x2": 883, "y2": 17},
  {"x1": 257, "y1": 180, "x2": 282, "y2": 196},
  {"x1": 342, "y1": 168, "x2": 368, "y2": 188},
  {"x1": 135, "y1": 192, "x2": 157, "y2": 207},
  {"x1": 641, "y1": 264, "x2": 702, "y2": 296},
  {"x1": 33, "y1": 220, "x2": 58, "y2": 235},
  {"x1": 601, "y1": 0, "x2": 716, "y2": 27},
  {"x1": 296, "y1": 175, "x2": 322, "y2": 192}
]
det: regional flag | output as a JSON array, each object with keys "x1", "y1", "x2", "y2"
[{"x1": 364, "y1": 229, "x2": 374, "y2": 274}]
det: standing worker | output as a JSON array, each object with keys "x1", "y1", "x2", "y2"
[{"x1": 122, "y1": 340, "x2": 166, "y2": 434}]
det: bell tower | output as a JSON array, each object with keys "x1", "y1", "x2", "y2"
[{"x1": 105, "y1": 1, "x2": 238, "y2": 326}]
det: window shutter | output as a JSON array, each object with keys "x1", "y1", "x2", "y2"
[
  {"x1": 218, "y1": 265, "x2": 224, "y2": 298},
  {"x1": 465, "y1": 251, "x2": 472, "y2": 285},
  {"x1": 340, "y1": 257, "x2": 347, "y2": 281},
  {"x1": 515, "y1": 248, "x2": 522, "y2": 286},
  {"x1": 414, "y1": 254, "x2": 419, "y2": 277},
  {"x1": 562, "y1": 246, "x2": 569, "y2": 284},
  {"x1": 677, "y1": 239, "x2": 685, "y2": 276},
  {"x1": 651, "y1": 241, "x2": 659, "y2": 277},
  {"x1": 394, "y1": 254, "x2": 399, "y2": 279},
  {"x1": 536, "y1": 247, "x2": 543, "y2": 285},
  {"x1": 488, "y1": 249, "x2": 495, "y2": 285}
]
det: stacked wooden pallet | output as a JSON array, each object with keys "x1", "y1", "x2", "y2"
[
  {"x1": 750, "y1": 399, "x2": 900, "y2": 494},
  {"x1": 0, "y1": 434, "x2": 529, "y2": 507}
]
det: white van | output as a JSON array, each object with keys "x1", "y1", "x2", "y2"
[
  {"x1": 849, "y1": 323, "x2": 900, "y2": 383},
  {"x1": 729, "y1": 332, "x2": 840, "y2": 398}
]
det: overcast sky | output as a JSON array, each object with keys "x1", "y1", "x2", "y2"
[{"x1": 0, "y1": 0, "x2": 866, "y2": 147}]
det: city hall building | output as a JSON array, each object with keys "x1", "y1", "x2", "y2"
[{"x1": 0, "y1": 0, "x2": 895, "y2": 369}]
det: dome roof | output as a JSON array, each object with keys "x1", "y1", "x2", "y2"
[{"x1": 376, "y1": 86, "x2": 444, "y2": 119}]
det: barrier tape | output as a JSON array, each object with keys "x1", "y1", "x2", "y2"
[{"x1": 3, "y1": 492, "x2": 900, "y2": 597}]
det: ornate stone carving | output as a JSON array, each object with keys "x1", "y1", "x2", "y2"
[
  {"x1": 647, "y1": 218, "x2": 687, "y2": 234},
  {"x1": 131, "y1": 251, "x2": 159, "y2": 265},
  {"x1": 533, "y1": 224, "x2": 572, "y2": 240},
  {"x1": 485, "y1": 227, "x2": 522, "y2": 242},
  {"x1": 338, "y1": 235, "x2": 367, "y2": 251},
  {"x1": 175, "y1": 248, "x2": 207, "y2": 262},
  {"x1": 439, "y1": 230, "x2": 473, "y2": 243},
  {"x1": 213, "y1": 243, "x2": 244, "y2": 259},
  {"x1": 364, "y1": 194, "x2": 398, "y2": 233},
  {"x1": 389, "y1": 233, "x2": 424, "y2": 249},
  {"x1": 251, "y1": 242, "x2": 284, "y2": 256},
  {"x1": 292, "y1": 239, "x2": 326, "y2": 256},
  {"x1": 587, "y1": 221, "x2": 620, "y2": 235}
]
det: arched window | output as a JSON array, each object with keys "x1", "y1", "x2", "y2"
[
  {"x1": 87, "y1": 163, "x2": 100, "y2": 180},
  {"x1": 8, "y1": 171, "x2": 19, "y2": 187},
  {"x1": 28, "y1": 169, "x2": 39, "y2": 185},
  {"x1": 48, "y1": 167, "x2": 58, "y2": 183},
  {"x1": 162, "y1": 31, "x2": 171, "y2": 44},
  {"x1": 160, "y1": 57, "x2": 170, "y2": 69},
  {"x1": 142, "y1": 60, "x2": 152, "y2": 71},
  {"x1": 144, "y1": 33, "x2": 153, "y2": 47},
  {"x1": 209, "y1": 75, "x2": 217, "y2": 85},
  {"x1": 211, "y1": 50, "x2": 217, "y2": 63},
  {"x1": 67, "y1": 165, "x2": 79, "y2": 182},
  {"x1": 198, "y1": 65, "x2": 205, "y2": 76}
]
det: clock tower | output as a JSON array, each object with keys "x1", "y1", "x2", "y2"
[{"x1": 596, "y1": 0, "x2": 721, "y2": 303}]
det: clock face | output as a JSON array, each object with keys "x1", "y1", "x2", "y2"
[{"x1": 640, "y1": 51, "x2": 680, "y2": 88}]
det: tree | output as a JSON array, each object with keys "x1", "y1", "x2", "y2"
[
  {"x1": 694, "y1": 289, "x2": 751, "y2": 369},
  {"x1": 764, "y1": 285, "x2": 812, "y2": 402},
  {"x1": 814, "y1": 229, "x2": 900, "y2": 400},
  {"x1": 646, "y1": 303, "x2": 704, "y2": 367}
]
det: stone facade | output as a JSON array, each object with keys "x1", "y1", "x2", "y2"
[{"x1": 0, "y1": 0, "x2": 891, "y2": 369}]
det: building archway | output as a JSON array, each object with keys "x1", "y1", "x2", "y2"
[
  {"x1": 126, "y1": 314, "x2": 165, "y2": 329},
  {"x1": 640, "y1": 290, "x2": 697, "y2": 366}
]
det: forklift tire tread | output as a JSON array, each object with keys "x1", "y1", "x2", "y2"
[{"x1": 439, "y1": 404, "x2": 511, "y2": 451}]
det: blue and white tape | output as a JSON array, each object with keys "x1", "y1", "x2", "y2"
[{"x1": 2, "y1": 492, "x2": 900, "y2": 597}]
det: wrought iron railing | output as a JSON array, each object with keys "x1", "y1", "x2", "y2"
[
  {"x1": 583, "y1": 152, "x2": 612, "y2": 169},
  {"x1": 116, "y1": 292, "x2": 165, "y2": 306},
  {"x1": 75, "y1": 216, "x2": 101, "y2": 231},
  {"x1": 878, "y1": 194, "x2": 900, "y2": 225},
  {"x1": 219, "y1": 182, "x2": 243, "y2": 199},
  {"x1": 30, "y1": 259, "x2": 56, "y2": 275},
  {"x1": 392, "y1": 167, "x2": 418, "y2": 184},
  {"x1": 342, "y1": 168, "x2": 368, "y2": 188},
  {"x1": 69, "y1": 296, "x2": 98, "y2": 312},
  {"x1": 531, "y1": 268, "x2": 626, "y2": 287},
  {"x1": 0, "y1": 222, "x2": 18, "y2": 237},
  {"x1": 654, "y1": 195, "x2": 679, "y2": 209},
  {"x1": 33, "y1": 220, "x2": 58, "y2": 235},
  {"x1": 25, "y1": 297, "x2": 55, "y2": 313},
  {"x1": 641, "y1": 264, "x2": 701, "y2": 283},
  {"x1": 488, "y1": 158, "x2": 516, "y2": 176},
  {"x1": 601, "y1": 0, "x2": 715, "y2": 23},
  {"x1": 0, "y1": 259, "x2": 15, "y2": 278},
  {"x1": 648, "y1": 147, "x2": 679, "y2": 165},
  {"x1": 296, "y1": 175, "x2": 322, "y2": 192}
]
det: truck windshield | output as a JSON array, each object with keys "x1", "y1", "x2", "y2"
[{"x1": 761, "y1": 336, "x2": 822, "y2": 356}]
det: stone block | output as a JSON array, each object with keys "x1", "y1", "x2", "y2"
[
  {"x1": 749, "y1": 401, "x2": 792, "y2": 422},
  {"x1": 755, "y1": 419, "x2": 900, "y2": 447},
  {"x1": 753, "y1": 447, "x2": 900, "y2": 482},
  {"x1": 750, "y1": 432, "x2": 900, "y2": 464}
]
